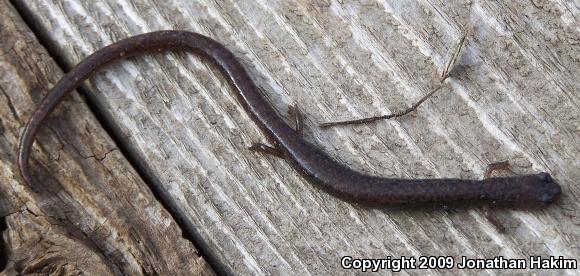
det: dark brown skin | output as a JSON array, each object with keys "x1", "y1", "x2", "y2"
[{"x1": 18, "y1": 31, "x2": 561, "y2": 206}]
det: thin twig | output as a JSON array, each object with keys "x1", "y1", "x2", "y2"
[
  {"x1": 319, "y1": 85, "x2": 444, "y2": 128},
  {"x1": 319, "y1": 32, "x2": 468, "y2": 129},
  {"x1": 441, "y1": 32, "x2": 467, "y2": 82}
]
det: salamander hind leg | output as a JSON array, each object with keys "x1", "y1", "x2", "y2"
[
  {"x1": 288, "y1": 104, "x2": 304, "y2": 136},
  {"x1": 248, "y1": 104, "x2": 304, "y2": 159},
  {"x1": 249, "y1": 143, "x2": 283, "y2": 158}
]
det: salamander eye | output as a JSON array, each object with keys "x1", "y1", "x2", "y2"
[
  {"x1": 541, "y1": 193, "x2": 555, "y2": 204},
  {"x1": 539, "y1": 172, "x2": 550, "y2": 182}
]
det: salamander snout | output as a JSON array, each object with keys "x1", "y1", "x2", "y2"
[{"x1": 536, "y1": 172, "x2": 561, "y2": 204}]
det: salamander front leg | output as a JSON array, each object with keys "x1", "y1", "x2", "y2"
[
  {"x1": 484, "y1": 160, "x2": 513, "y2": 179},
  {"x1": 482, "y1": 160, "x2": 514, "y2": 233}
]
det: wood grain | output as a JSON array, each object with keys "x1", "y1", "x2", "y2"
[
  {"x1": 0, "y1": 1, "x2": 214, "y2": 275},
  {"x1": 12, "y1": 0, "x2": 580, "y2": 275}
]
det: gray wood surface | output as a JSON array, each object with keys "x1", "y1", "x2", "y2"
[
  {"x1": 12, "y1": 0, "x2": 580, "y2": 275},
  {"x1": 0, "y1": 1, "x2": 214, "y2": 275}
]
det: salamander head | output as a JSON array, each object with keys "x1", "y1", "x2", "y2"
[{"x1": 535, "y1": 172, "x2": 561, "y2": 204}]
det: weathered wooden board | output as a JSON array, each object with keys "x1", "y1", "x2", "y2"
[
  {"x1": 0, "y1": 1, "x2": 214, "y2": 275},
  {"x1": 13, "y1": 0, "x2": 580, "y2": 275}
]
